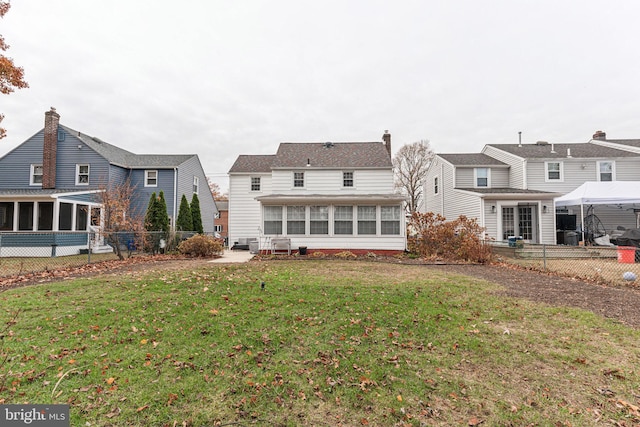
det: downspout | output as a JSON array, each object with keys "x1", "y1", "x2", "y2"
[
  {"x1": 173, "y1": 167, "x2": 178, "y2": 231},
  {"x1": 522, "y1": 159, "x2": 528, "y2": 189},
  {"x1": 441, "y1": 162, "x2": 445, "y2": 215}
]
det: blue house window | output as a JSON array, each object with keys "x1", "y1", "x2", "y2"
[
  {"x1": 145, "y1": 170, "x2": 158, "y2": 187},
  {"x1": 30, "y1": 164, "x2": 43, "y2": 185},
  {"x1": 76, "y1": 164, "x2": 90, "y2": 185}
]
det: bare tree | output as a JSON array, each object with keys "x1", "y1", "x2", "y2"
[
  {"x1": 393, "y1": 140, "x2": 434, "y2": 214},
  {"x1": 98, "y1": 179, "x2": 146, "y2": 260}
]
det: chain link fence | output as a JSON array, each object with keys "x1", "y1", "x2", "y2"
[
  {"x1": 0, "y1": 231, "x2": 213, "y2": 279},
  {"x1": 493, "y1": 240, "x2": 640, "y2": 286}
]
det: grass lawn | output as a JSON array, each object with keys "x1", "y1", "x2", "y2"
[{"x1": 1, "y1": 260, "x2": 640, "y2": 426}]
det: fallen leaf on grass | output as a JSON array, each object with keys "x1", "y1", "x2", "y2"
[
  {"x1": 468, "y1": 417, "x2": 484, "y2": 426},
  {"x1": 137, "y1": 405, "x2": 149, "y2": 412},
  {"x1": 167, "y1": 393, "x2": 178, "y2": 406}
]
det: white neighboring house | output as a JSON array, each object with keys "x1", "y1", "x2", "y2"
[
  {"x1": 228, "y1": 132, "x2": 407, "y2": 253},
  {"x1": 423, "y1": 131, "x2": 640, "y2": 245}
]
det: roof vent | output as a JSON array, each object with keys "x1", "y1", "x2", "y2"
[
  {"x1": 535, "y1": 141, "x2": 549, "y2": 146},
  {"x1": 324, "y1": 141, "x2": 334, "y2": 148},
  {"x1": 91, "y1": 136, "x2": 104, "y2": 144}
]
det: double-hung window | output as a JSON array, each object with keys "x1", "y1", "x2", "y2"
[
  {"x1": 334, "y1": 206, "x2": 353, "y2": 235},
  {"x1": 30, "y1": 164, "x2": 43, "y2": 185},
  {"x1": 343, "y1": 171, "x2": 354, "y2": 187},
  {"x1": 434, "y1": 176, "x2": 439, "y2": 194},
  {"x1": 193, "y1": 176, "x2": 199, "y2": 194},
  {"x1": 597, "y1": 161, "x2": 614, "y2": 181},
  {"x1": 545, "y1": 161, "x2": 563, "y2": 182},
  {"x1": 310, "y1": 206, "x2": 329, "y2": 235},
  {"x1": 357, "y1": 206, "x2": 377, "y2": 235},
  {"x1": 251, "y1": 177, "x2": 261, "y2": 191},
  {"x1": 293, "y1": 172, "x2": 305, "y2": 188},
  {"x1": 76, "y1": 164, "x2": 90, "y2": 185},
  {"x1": 287, "y1": 206, "x2": 306, "y2": 234},
  {"x1": 475, "y1": 168, "x2": 489, "y2": 187},
  {"x1": 381, "y1": 206, "x2": 401, "y2": 235},
  {"x1": 263, "y1": 206, "x2": 283, "y2": 235},
  {"x1": 145, "y1": 170, "x2": 158, "y2": 187}
]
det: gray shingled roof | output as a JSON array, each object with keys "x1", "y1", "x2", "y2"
[
  {"x1": 61, "y1": 125, "x2": 196, "y2": 168},
  {"x1": 228, "y1": 155, "x2": 276, "y2": 173},
  {"x1": 598, "y1": 139, "x2": 640, "y2": 148},
  {"x1": 0, "y1": 188, "x2": 98, "y2": 197},
  {"x1": 456, "y1": 187, "x2": 558, "y2": 195},
  {"x1": 487, "y1": 142, "x2": 639, "y2": 159},
  {"x1": 439, "y1": 153, "x2": 507, "y2": 166},
  {"x1": 214, "y1": 200, "x2": 228, "y2": 211},
  {"x1": 229, "y1": 142, "x2": 391, "y2": 173},
  {"x1": 272, "y1": 142, "x2": 391, "y2": 168}
]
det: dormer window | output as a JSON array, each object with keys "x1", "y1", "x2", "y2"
[
  {"x1": 293, "y1": 172, "x2": 305, "y2": 188},
  {"x1": 76, "y1": 164, "x2": 90, "y2": 185},
  {"x1": 30, "y1": 164, "x2": 43, "y2": 185},
  {"x1": 475, "y1": 168, "x2": 489, "y2": 187},
  {"x1": 545, "y1": 161, "x2": 563, "y2": 182}
]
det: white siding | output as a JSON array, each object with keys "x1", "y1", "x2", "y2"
[
  {"x1": 445, "y1": 190, "x2": 482, "y2": 223},
  {"x1": 271, "y1": 169, "x2": 393, "y2": 194},
  {"x1": 456, "y1": 168, "x2": 474, "y2": 188},
  {"x1": 482, "y1": 146, "x2": 525, "y2": 188},
  {"x1": 491, "y1": 168, "x2": 509, "y2": 187},
  {"x1": 228, "y1": 173, "x2": 272, "y2": 245}
]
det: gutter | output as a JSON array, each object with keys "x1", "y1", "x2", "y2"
[{"x1": 173, "y1": 167, "x2": 178, "y2": 231}]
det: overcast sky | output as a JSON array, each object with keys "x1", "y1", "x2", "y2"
[{"x1": 2, "y1": 1, "x2": 640, "y2": 191}]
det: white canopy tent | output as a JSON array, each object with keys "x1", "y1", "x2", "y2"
[{"x1": 555, "y1": 181, "x2": 640, "y2": 243}]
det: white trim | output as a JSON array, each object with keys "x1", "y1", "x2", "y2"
[
  {"x1": 250, "y1": 176, "x2": 261, "y2": 192},
  {"x1": 544, "y1": 161, "x2": 563, "y2": 182},
  {"x1": 75, "y1": 164, "x2": 90, "y2": 186},
  {"x1": 342, "y1": 171, "x2": 355, "y2": 188},
  {"x1": 474, "y1": 167, "x2": 491, "y2": 188},
  {"x1": 193, "y1": 176, "x2": 200, "y2": 194},
  {"x1": 596, "y1": 160, "x2": 616, "y2": 182},
  {"x1": 145, "y1": 170, "x2": 158, "y2": 187},
  {"x1": 293, "y1": 171, "x2": 305, "y2": 189},
  {"x1": 30, "y1": 164, "x2": 43, "y2": 186}
]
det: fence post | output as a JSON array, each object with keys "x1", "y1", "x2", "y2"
[{"x1": 543, "y1": 244, "x2": 547, "y2": 271}]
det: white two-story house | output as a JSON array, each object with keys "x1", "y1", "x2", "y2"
[
  {"x1": 424, "y1": 131, "x2": 640, "y2": 245},
  {"x1": 228, "y1": 132, "x2": 406, "y2": 254}
]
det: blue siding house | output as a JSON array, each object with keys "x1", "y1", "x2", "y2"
[{"x1": 0, "y1": 108, "x2": 216, "y2": 256}]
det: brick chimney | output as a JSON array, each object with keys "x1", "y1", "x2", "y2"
[
  {"x1": 592, "y1": 130, "x2": 606, "y2": 140},
  {"x1": 382, "y1": 130, "x2": 391, "y2": 157},
  {"x1": 42, "y1": 107, "x2": 60, "y2": 189}
]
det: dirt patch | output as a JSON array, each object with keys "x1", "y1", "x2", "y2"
[
  {"x1": 4, "y1": 254, "x2": 640, "y2": 329},
  {"x1": 422, "y1": 262, "x2": 640, "y2": 328}
]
